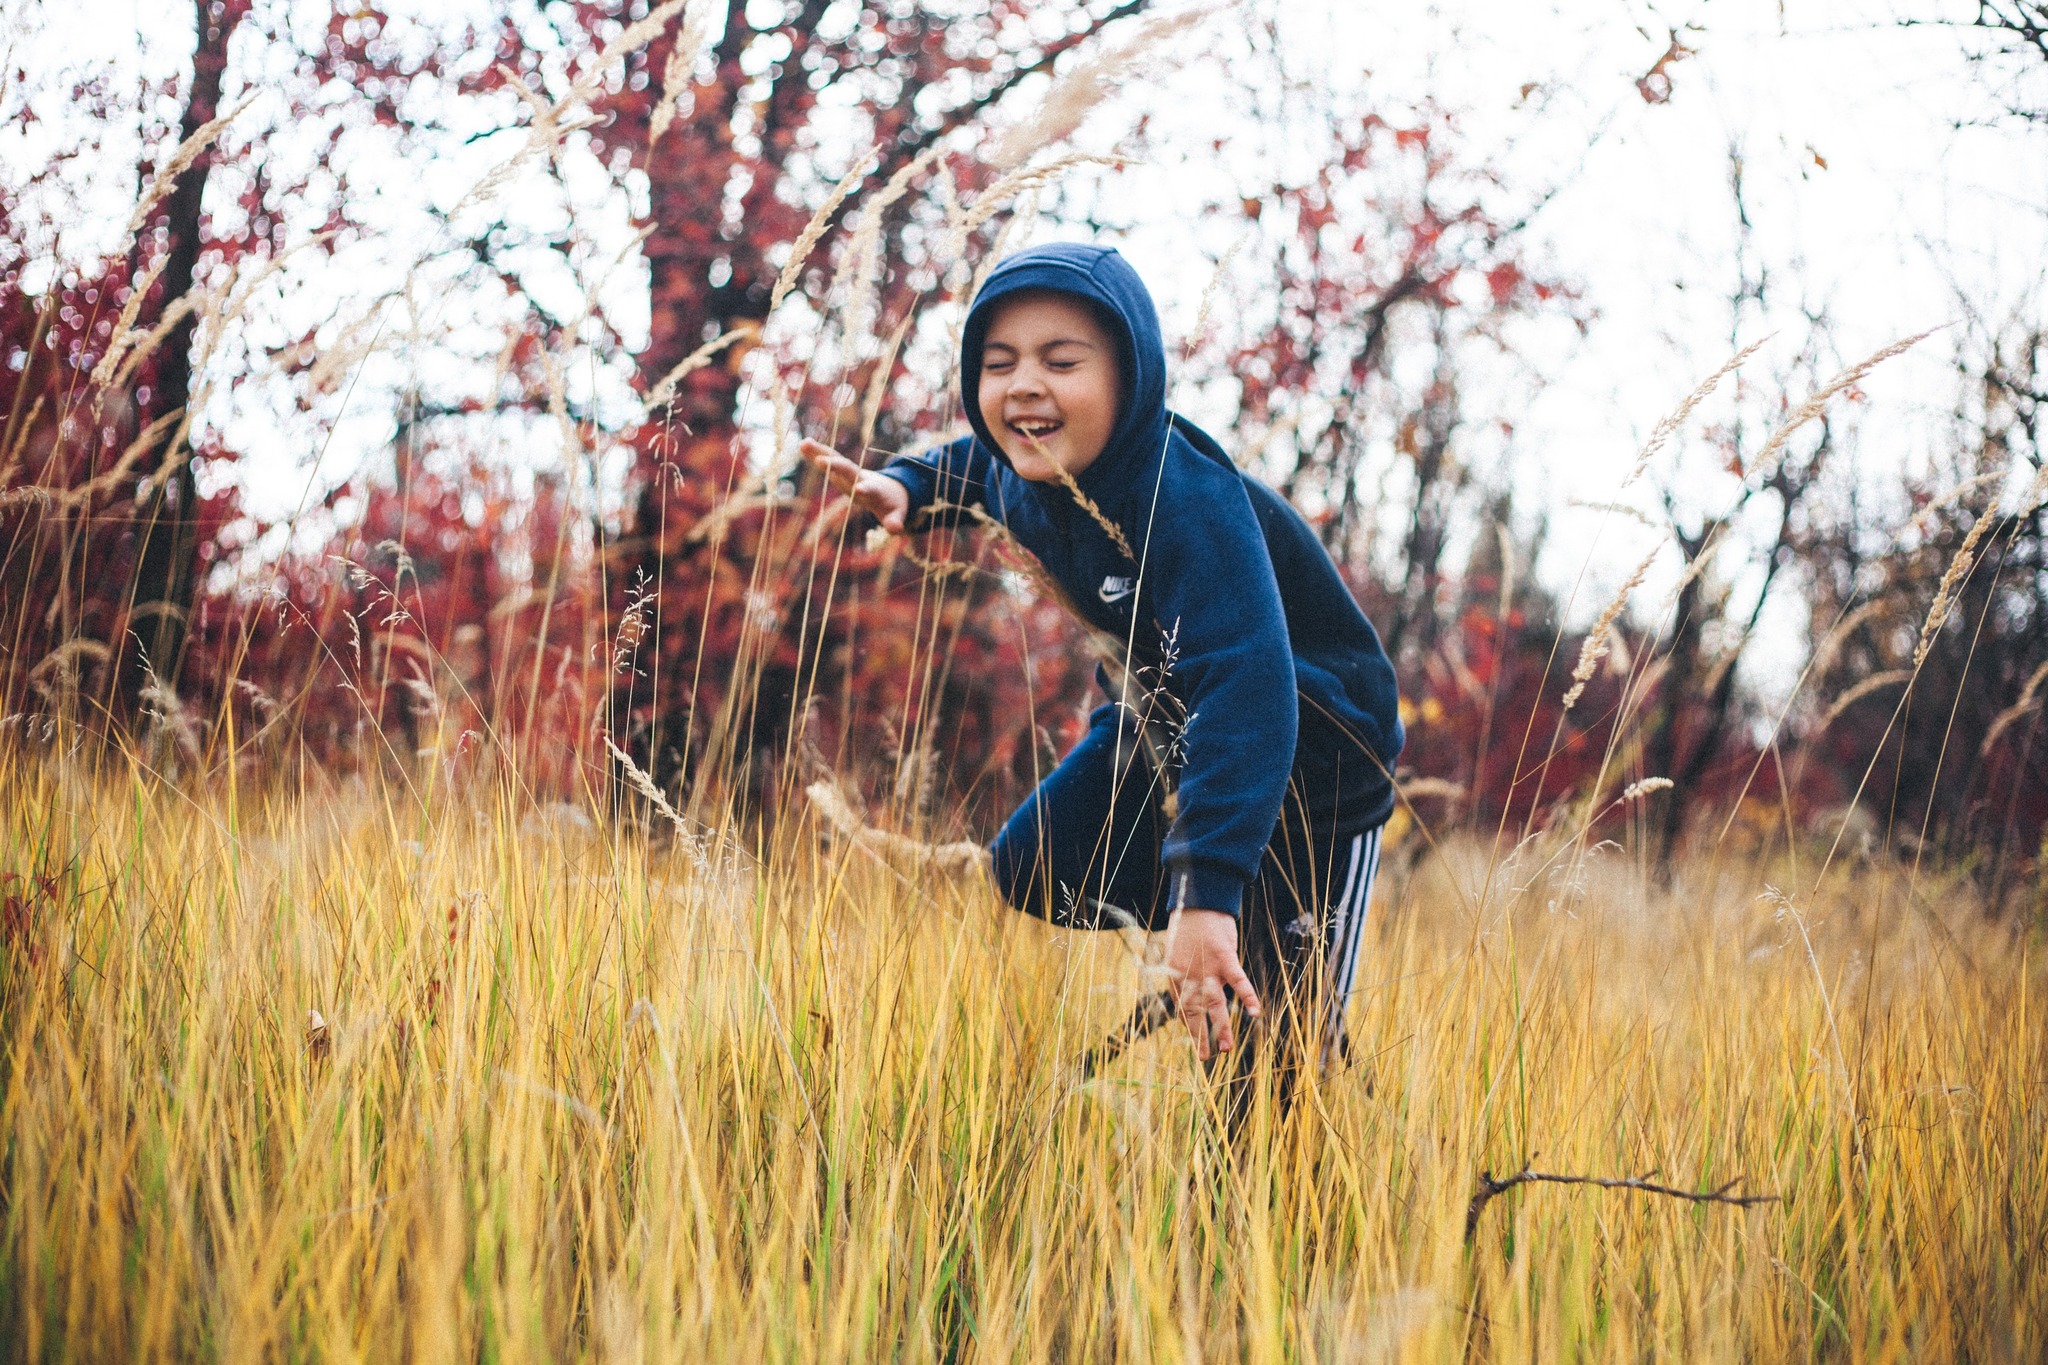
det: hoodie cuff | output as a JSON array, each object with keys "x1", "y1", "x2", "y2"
[
  {"x1": 877, "y1": 463, "x2": 935, "y2": 515},
  {"x1": 1170, "y1": 862, "x2": 1247, "y2": 917}
]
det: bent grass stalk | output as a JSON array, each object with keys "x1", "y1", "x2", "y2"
[{"x1": 1559, "y1": 543, "x2": 1658, "y2": 711}]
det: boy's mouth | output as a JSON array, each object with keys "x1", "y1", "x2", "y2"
[{"x1": 1007, "y1": 417, "x2": 1064, "y2": 444}]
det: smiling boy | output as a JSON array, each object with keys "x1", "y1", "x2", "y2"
[{"x1": 802, "y1": 242, "x2": 1402, "y2": 1102}]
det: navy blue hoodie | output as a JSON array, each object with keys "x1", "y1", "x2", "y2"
[{"x1": 881, "y1": 242, "x2": 1403, "y2": 916}]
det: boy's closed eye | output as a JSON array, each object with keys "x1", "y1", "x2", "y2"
[{"x1": 981, "y1": 348, "x2": 1089, "y2": 372}]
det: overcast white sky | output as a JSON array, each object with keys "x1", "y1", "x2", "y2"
[
  {"x1": 1122, "y1": 2, "x2": 2047, "y2": 660},
  {"x1": 937, "y1": 0, "x2": 2041, "y2": 691},
  {"x1": 8, "y1": 0, "x2": 2047, "y2": 690}
]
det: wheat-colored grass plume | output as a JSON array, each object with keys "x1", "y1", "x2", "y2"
[
  {"x1": 1819, "y1": 668, "x2": 1913, "y2": 729},
  {"x1": 858, "y1": 311, "x2": 917, "y2": 455},
  {"x1": 1622, "y1": 333, "x2": 1771, "y2": 486},
  {"x1": 605, "y1": 735, "x2": 712, "y2": 871},
  {"x1": 1903, "y1": 469, "x2": 2005, "y2": 538},
  {"x1": 642, "y1": 324, "x2": 757, "y2": 417},
  {"x1": 1748, "y1": 326, "x2": 1943, "y2": 485},
  {"x1": 1913, "y1": 505, "x2": 1996, "y2": 668},
  {"x1": 647, "y1": 0, "x2": 723, "y2": 148},
  {"x1": 959, "y1": 187, "x2": 1040, "y2": 313},
  {"x1": 1049, "y1": 457, "x2": 1137, "y2": 561},
  {"x1": 2018, "y1": 458, "x2": 2048, "y2": 514},
  {"x1": 123, "y1": 95, "x2": 257, "y2": 241},
  {"x1": 836, "y1": 145, "x2": 946, "y2": 346},
  {"x1": 451, "y1": 5, "x2": 688, "y2": 222},
  {"x1": 0, "y1": 410, "x2": 181, "y2": 514},
  {"x1": 1183, "y1": 230, "x2": 1248, "y2": 363},
  {"x1": 1567, "y1": 498, "x2": 1663, "y2": 529},
  {"x1": 1979, "y1": 656, "x2": 2048, "y2": 755},
  {"x1": 1493, "y1": 521, "x2": 1518, "y2": 620},
  {"x1": 1397, "y1": 775, "x2": 1468, "y2": 803},
  {"x1": 940, "y1": 154, "x2": 1126, "y2": 269},
  {"x1": 85, "y1": 252, "x2": 171, "y2": 391},
  {"x1": 767, "y1": 151, "x2": 879, "y2": 316},
  {"x1": 452, "y1": 68, "x2": 593, "y2": 218},
  {"x1": 805, "y1": 776, "x2": 990, "y2": 877},
  {"x1": 1806, "y1": 597, "x2": 1890, "y2": 681},
  {"x1": 1561, "y1": 543, "x2": 1658, "y2": 709},
  {"x1": 988, "y1": 7, "x2": 1222, "y2": 171}
]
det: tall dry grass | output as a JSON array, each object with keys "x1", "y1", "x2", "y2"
[
  {"x1": 1, "y1": 741, "x2": 2040, "y2": 1361},
  {"x1": 5, "y1": 19, "x2": 2046, "y2": 1358}
]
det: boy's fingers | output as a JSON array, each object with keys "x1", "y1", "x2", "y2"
[
  {"x1": 799, "y1": 439, "x2": 860, "y2": 492},
  {"x1": 1208, "y1": 1001, "x2": 1234, "y2": 1055},
  {"x1": 856, "y1": 474, "x2": 910, "y2": 534},
  {"x1": 1226, "y1": 963, "x2": 1261, "y2": 1019},
  {"x1": 1177, "y1": 977, "x2": 1233, "y2": 1059}
]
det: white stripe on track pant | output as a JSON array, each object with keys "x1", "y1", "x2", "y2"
[{"x1": 1319, "y1": 824, "x2": 1383, "y2": 1067}]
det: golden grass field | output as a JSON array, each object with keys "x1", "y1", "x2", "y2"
[{"x1": 0, "y1": 745, "x2": 2042, "y2": 1362}]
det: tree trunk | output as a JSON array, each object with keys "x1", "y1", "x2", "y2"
[
  {"x1": 124, "y1": 0, "x2": 249, "y2": 703},
  {"x1": 607, "y1": 0, "x2": 1156, "y2": 784},
  {"x1": 1646, "y1": 533, "x2": 1708, "y2": 872}
]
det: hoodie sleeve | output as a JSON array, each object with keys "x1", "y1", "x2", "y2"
[
  {"x1": 879, "y1": 435, "x2": 996, "y2": 528},
  {"x1": 1142, "y1": 460, "x2": 1298, "y2": 917}
]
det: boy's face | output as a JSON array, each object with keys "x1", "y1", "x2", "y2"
[{"x1": 976, "y1": 290, "x2": 1120, "y2": 482}]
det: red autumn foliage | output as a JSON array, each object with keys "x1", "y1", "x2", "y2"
[
  {"x1": 2, "y1": 2, "x2": 2039, "y2": 896},
  {"x1": 0, "y1": 249, "x2": 155, "y2": 707}
]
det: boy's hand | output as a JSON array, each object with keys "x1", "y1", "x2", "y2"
[
  {"x1": 800, "y1": 438, "x2": 910, "y2": 535},
  {"x1": 1165, "y1": 908, "x2": 1261, "y2": 1061}
]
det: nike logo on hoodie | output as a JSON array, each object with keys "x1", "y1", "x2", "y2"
[{"x1": 1098, "y1": 575, "x2": 1135, "y2": 603}]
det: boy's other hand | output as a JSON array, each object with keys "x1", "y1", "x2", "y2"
[
  {"x1": 1165, "y1": 908, "x2": 1261, "y2": 1061},
  {"x1": 800, "y1": 438, "x2": 909, "y2": 535}
]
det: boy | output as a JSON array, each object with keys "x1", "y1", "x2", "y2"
[{"x1": 801, "y1": 242, "x2": 1402, "y2": 1102}]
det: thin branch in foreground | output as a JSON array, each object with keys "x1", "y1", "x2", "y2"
[{"x1": 1465, "y1": 1168, "x2": 1779, "y2": 1241}]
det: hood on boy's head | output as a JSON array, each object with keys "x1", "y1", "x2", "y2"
[{"x1": 959, "y1": 242, "x2": 1169, "y2": 483}]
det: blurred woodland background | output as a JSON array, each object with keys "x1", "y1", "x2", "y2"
[{"x1": 3, "y1": 0, "x2": 2046, "y2": 902}]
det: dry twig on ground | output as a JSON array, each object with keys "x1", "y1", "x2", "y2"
[{"x1": 1465, "y1": 1167, "x2": 1779, "y2": 1241}]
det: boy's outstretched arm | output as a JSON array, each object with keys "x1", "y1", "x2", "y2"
[
  {"x1": 1166, "y1": 908, "x2": 1261, "y2": 1060},
  {"x1": 800, "y1": 438, "x2": 910, "y2": 533}
]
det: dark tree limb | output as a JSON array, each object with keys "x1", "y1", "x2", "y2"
[
  {"x1": 868, "y1": 0, "x2": 1154, "y2": 184},
  {"x1": 1976, "y1": 1, "x2": 2048, "y2": 64},
  {"x1": 1465, "y1": 1167, "x2": 1779, "y2": 1242},
  {"x1": 125, "y1": 0, "x2": 250, "y2": 704},
  {"x1": 1902, "y1": 3, "x2": 2048, "y2": 122},
  {"x1": 757, "y1": 0, "x2": 1159, "y2": 328}
]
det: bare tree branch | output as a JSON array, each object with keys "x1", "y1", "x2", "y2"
[
  {"x1": 1465, "y1": 1167, "x2": 1780, "y2": 1242},
  {"x1": 1903, "y1": 2, "x2": 2048, "y2": 123},
  {"x1": 1977, "y1": 1, "x2": 2048, "y2": 65},
  {"x1": 875, "y1": 0, "x2": 1154, "y2": 180}
]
